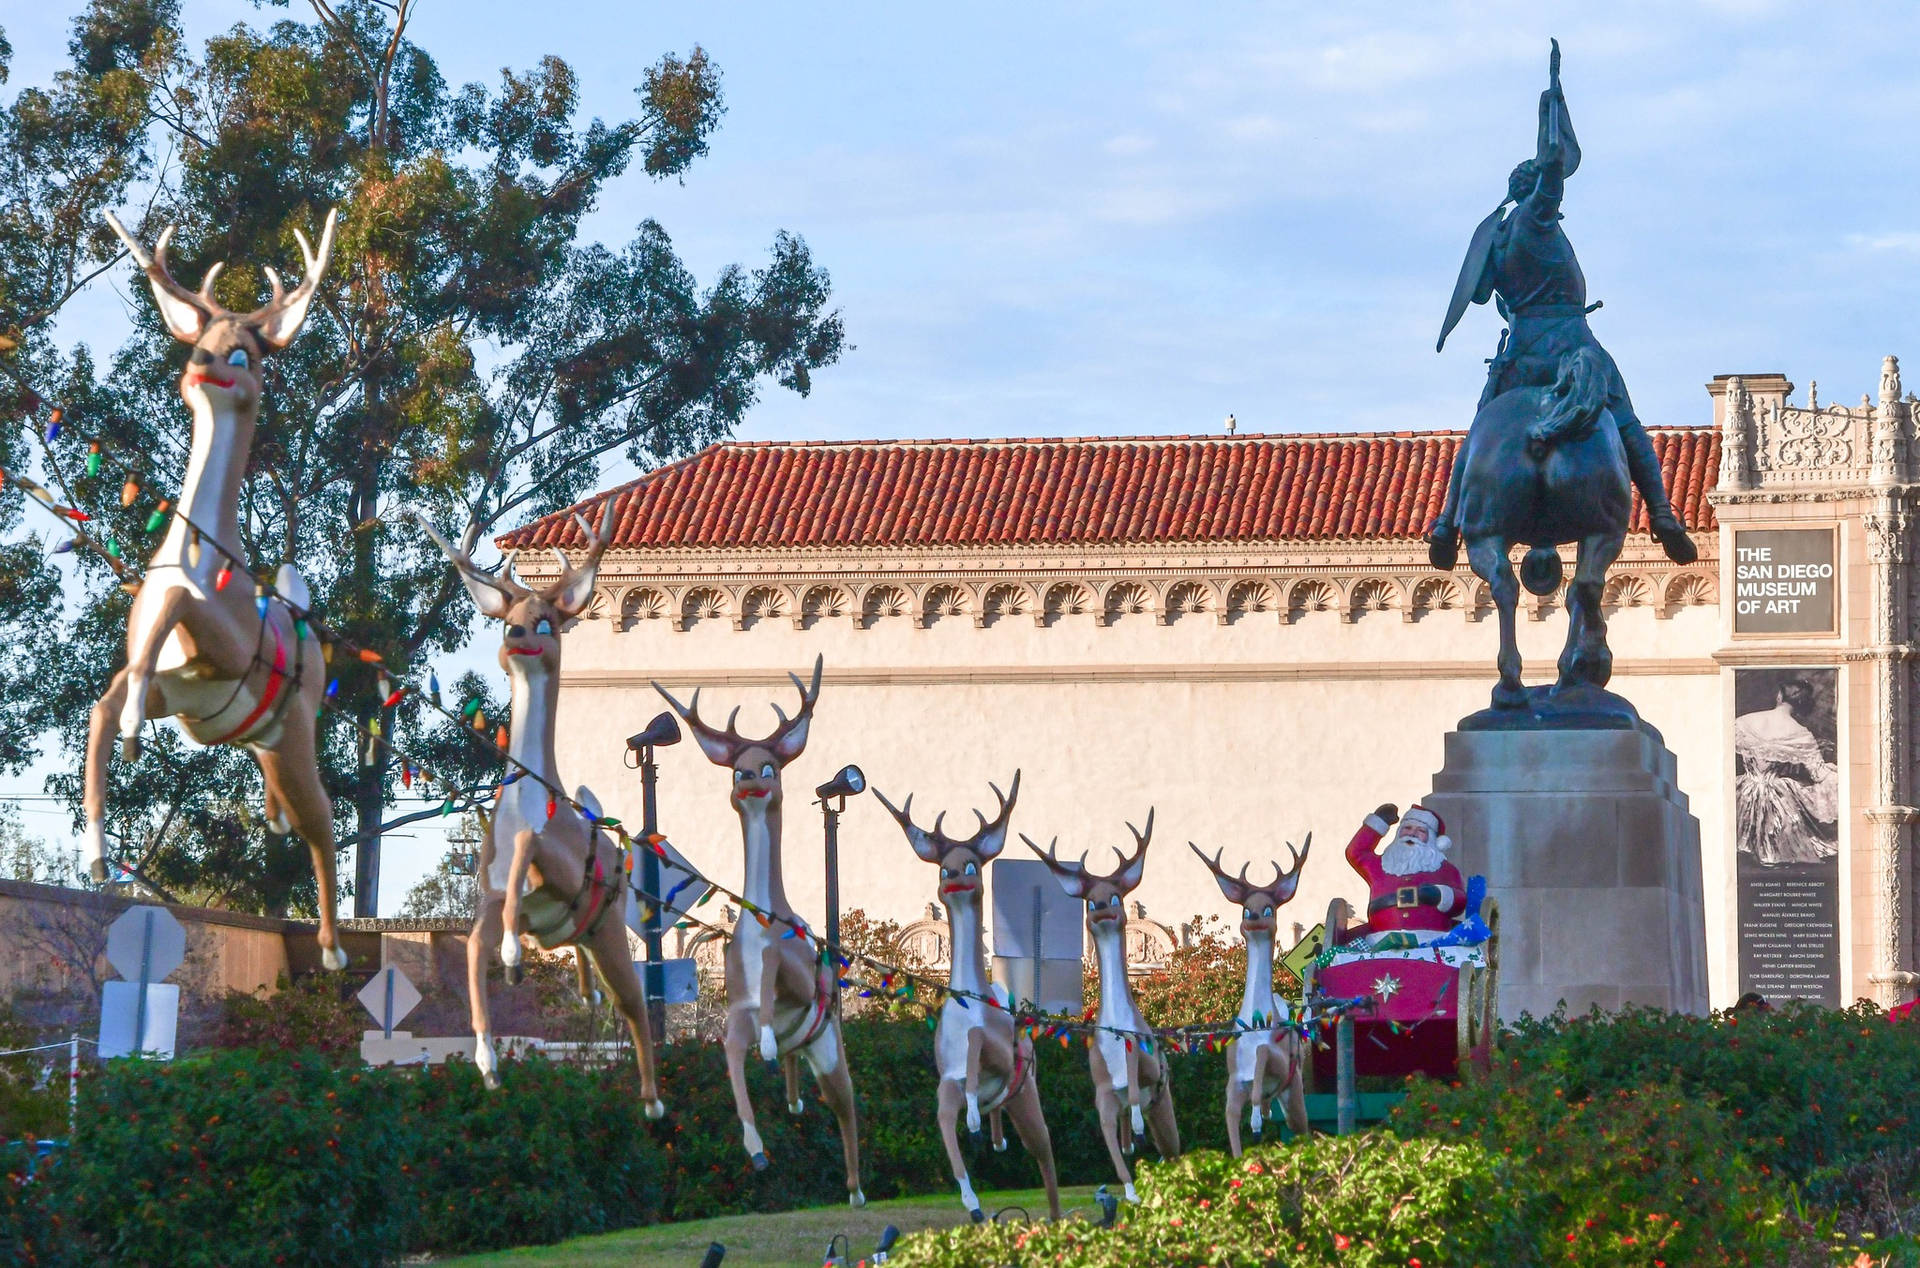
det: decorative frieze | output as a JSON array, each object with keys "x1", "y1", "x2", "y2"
[{"x1": 561, "y1": 542, "x2": 1718, "y2": 637}]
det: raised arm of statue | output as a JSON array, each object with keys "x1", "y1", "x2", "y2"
[{"x1": 1522, "y1": 41, "x2": 1579, "y2": 220}]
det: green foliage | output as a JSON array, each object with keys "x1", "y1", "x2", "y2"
[
  {"x1": 215, "y1": 972, "x2": 365, "y2": 1060},
  {"x1": 895, "y1": 1135, "x2": 1526, "y2": 1268}
]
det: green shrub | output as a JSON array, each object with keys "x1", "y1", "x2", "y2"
[{"x1": 893, "y1": 1134, "x2": 1527, "y2": 1268}]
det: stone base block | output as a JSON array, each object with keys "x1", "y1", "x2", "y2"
[{"x1": 1425, "y1": 725, "x2": 1708, "y2": 1020}]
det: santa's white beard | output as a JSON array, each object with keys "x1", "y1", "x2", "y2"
[{"x1": 1380, "y1": 836, "x2": 1447, "y2": 877}]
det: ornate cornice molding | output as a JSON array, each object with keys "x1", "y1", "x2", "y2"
[
  {"x1": 565, "y1": 657, "x2": 1720, "y2": 690},
  {"x1": 529, "y1": 538, "x2": 1720, "y2": 634}
]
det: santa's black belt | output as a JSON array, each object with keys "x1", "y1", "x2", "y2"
[{"x1": 1369, "y1": 884, "x2": 1444, "y2": 914}]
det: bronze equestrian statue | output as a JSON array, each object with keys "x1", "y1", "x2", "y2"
[{"x1": 1427, "y1": 41, "x2": 1695, "y2": 723}]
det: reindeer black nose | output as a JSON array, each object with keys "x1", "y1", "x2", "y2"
[{"x1": 506, "y1": 624, "x2": 526, "y2": 638}]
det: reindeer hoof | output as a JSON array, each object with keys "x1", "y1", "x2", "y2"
[
  {"x1": 320, "y1": 945, "x2": 348, "y2": 972},
  {"x1": 504, "y1": 963, "x2": 524, "y2": 986},
  {"x1": 750, "y1": 1152, "x2": 769, "y2": 1172},
  {"x1": 120, "y1": 735, "x2": 141, "y2": 762},
  {"x1": 646, "y1": 1099, "x2": 665, "y2": 1120},
  {"x1": 581, "y1": 989, "x2": 603, "y2": 1007},
  {"x1": 89, "y1": 859, "x2": 108, "y2": 885},
  {"x1": 849, "y1": 1189, "x2": 866, "y2": 1209},
  {"x1": 758, "y1": 1025, "x2": 779, "y2": 1063},
  {"x1": 788, "y1": 1099, "x2": 804, "y2": 1115},
  {"x1": 969, "y1": 1207, "x2": 985, "y2": 1224},
  {"x1": 482, "y1": 1071, "x2": 501, "y2": 1091},
  {"x1": 993, "y1": 1137, "x2": 1008, "y2": 1153}
]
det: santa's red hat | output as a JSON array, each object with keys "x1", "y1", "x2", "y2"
[{"x1": 1400, "y1": 804, "x2": 1451, "y2": 853}]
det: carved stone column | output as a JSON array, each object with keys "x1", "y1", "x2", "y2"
[
  {"x1": 1865, "y1": 506, "x2": 1915, "y2": 1003},
  {"x1": 1873, "y1": 356, "x2": 1905, "y2": 487},
  {"x1": 1720, "y1": 375, "x2": 1754, "y2": 491}
]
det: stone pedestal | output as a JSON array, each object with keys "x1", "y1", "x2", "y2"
[{"x1": 1425, "y1": 726, "x2": 1709, "y2": 1020}]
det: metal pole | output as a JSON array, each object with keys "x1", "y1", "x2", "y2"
[
  {"x1": 1030, "y1": 884, "x2": 1044, "y2": 1010},
  {"x1": 133, "y1": 908, "x2": 153, "y2": 1058},
  {"x1": 382, "y1": 968, "x2": 396, "y2": 1040},
  {"x1": 823, "y1": 799, "x2": 841, "y2": 1015},
  {"x1": 1335, "y1": 1014, "x2": 1356, "y2": 1135},
  {"x1": 67, "y1": 1033, "x2": 78, "y2": 1140},
  {"x1": 640, "y1": 746, "x2": 665, "y2": 1046}
]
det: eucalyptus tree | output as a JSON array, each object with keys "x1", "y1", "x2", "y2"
[{"x1": 2, "y1": 1, "x2": 842, "y2": 914}]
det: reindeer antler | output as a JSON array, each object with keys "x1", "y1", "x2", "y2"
[
  {"x1": 105, "y1": 213, "x2": 221, "y2": 343},
  {"x1": 1270, "y1": 831, "x2": 1312, "y2": 904},
  {"x1": 1025, "y1": 806, "x2": 1151, "y2": 899},
  {"x1": 1190, "y1": 840, "x2": 1255, "y2": 905},
  {"x1": 542, "y1": 502, "x2": 615, "y2": 618},
  {"x1": 877, "y1": 771, "x2": 1021, "y2": 865},
  {"x1": 654, "y1": 654, "x2": 825, "y2": 769},
  {"x1": 1022, "y1": 832, "x2": 1095, "y2": 899},
  {"x1": 105, "y1": 208, "x2": 337, "y2": 349},
  {"x1": 411, "y1": 510, "x2": 534, "y2": 621},
  {"x1": 247, "y1": 208, "x2": 337, "y2": 350}
]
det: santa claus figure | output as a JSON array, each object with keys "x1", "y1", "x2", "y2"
[{"x1": 1341, "y1": 802, "x2": 1466, "y2": 943}]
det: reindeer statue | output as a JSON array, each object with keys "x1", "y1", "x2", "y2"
[
  {"x1": 86, "y1": 209, "x2": 346, "y2": 970},
  {"x1": 1190, "y1": 836, "x2": 1313, "y2": 1156},
  {"x1": 654, "y1": 657, "x2": 866, "y2": 1207},
  {"x1": 873, "y1": 772, "x2": 1062, "y2": 1223},
  {"x1": 1026, "y1": 812, "x2": 1178, "y2": 1203},
  {"x1": 415, "y1": 505, "x2": 662, "y2": 1113}
]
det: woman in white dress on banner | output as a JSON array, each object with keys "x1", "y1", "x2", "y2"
[{"x1": 1734, "y1": 679, "x2": 1839, "y2": 866}]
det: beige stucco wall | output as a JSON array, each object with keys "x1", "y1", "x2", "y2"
[{"x1": 548, "y1": 558, "x2": 1730, "y2": 1000}]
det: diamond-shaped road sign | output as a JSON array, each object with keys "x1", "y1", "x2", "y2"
[
  {"x1": 1281, "y1": 922, "x2": 1327, "y2": 986},
  {"x1": 105, "y1": 905, "x2": 186, "y2": 984},
  {"x1": 357, "y1": 966, "x2": 423, "y2": 1038}
]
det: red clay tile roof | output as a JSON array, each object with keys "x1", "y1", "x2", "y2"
[{"x1": 499, "y1": 428, "x2": 1720, "y2": 552}]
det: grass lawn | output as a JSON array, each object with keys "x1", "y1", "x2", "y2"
[{"x1": 439, "y1": 1184, "x2": 1101, "y2": 1266}]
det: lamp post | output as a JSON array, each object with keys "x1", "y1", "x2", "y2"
[
  {"x1": 626, "y1": 711, "x2": 681, "y2": 1045},
  {"x1": 814, "y1": 764, "x2": 866, "y2": 1011}
]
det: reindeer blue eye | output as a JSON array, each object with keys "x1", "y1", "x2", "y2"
[
  {"x1": 940, "y1": 867, "x2": 952, "y2": 879},
  {"x1": 1244, "y1": 907, "x2": 1256, "y2": 921},
  {"x1": 1108, "y1": 894, "x2": 1122, "y2": 908},
  {"x1": 1263, "y1": 905, "x2": 1274, "y2": 918},
  {"x1": 534, "y1": 617, "x2": 553, "y2": 636},
  {"x1": 226, "y1": 348, "x2": 249, "y2": 368},
  {"x1": 1086, "y1": 899, "x2": 1098, "y2": 913},
  {"x1": 733, "y1": 769, "x2": 748, "y2": 783},
  {"x1": 759, "y1": 762, "x2": 775, "y2": 779},
  {"x1": 963, "y1": 861, "x2": 977, "y2": 876}
]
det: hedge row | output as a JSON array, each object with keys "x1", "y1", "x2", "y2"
[
  {"x1": 904, "y1": 1003, "x2": 1920, "y2": 1267},
  {"x1": 13, "y1": 1004, "x2": 1920, "y2": 1266},
  {"x1": 1, "y1": 1017, "x2": 1248, "y2": 1266}
]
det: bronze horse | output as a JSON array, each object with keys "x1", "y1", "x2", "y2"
[{"x1": 1438, "y1": 347, "x2": 1629, "y2": 713}]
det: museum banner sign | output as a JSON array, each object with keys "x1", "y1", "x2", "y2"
[
  {"x1": 1733, "y1": 666, "x2": 1841, "y2": 1006},
  {"x1": 1733, "y1": 528, "x2": 1837, "y2": 635}
]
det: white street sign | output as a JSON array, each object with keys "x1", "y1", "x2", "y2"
[
  {"x1": 104, "y1": 905, "x2": 186, "y2": 983},
  {"x1": 99, "y1": 981, "x2": 179, "y2": 1059},
  {"x1": 356, "y1": 967, "x2": 422, "y2": 1038}
]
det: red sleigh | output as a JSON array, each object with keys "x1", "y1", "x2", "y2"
[{"x1": 1304, "y1": 893, "x2": 1501, "y2": 1083}]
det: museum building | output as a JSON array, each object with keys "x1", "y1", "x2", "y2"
[{"x1": 503, "y1": 358, "x2": 1918, "y2": 1011}]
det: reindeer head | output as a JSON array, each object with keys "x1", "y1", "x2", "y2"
[
  {"x1": 1024, "y1": 810, "x2": 1153, "y2": 936},
  {"x1": 1189, "y1": 835, "x2": 1311, "y2": 937},
  {"x1": 874, "y1": 772, "x2": 1019, "y2": 907},
  {"x1": 415, "y1": 502, "x2": 614, "y2": 676},
  {"x1": 655, "y1": 656, "x2": 822, "y2": 818},
  {"x1": 105, "y1": 210, "x2": 337, "y2": 418}
]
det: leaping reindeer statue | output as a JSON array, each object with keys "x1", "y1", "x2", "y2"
[
  {"x1": 873, "y1": 772, "x2": 1062, "y2": 1223},
  {"x1": 1026, "y1": 812, "x2": 1178, "y2": 1203},
  {"x1": 415, "y1": 505, "x2": 662, "y2": 1113},
  {"x1": 87, "y1": 209, "x2": 346, "y2": 970},
  {"x1": 654, "y1": 657, "x2": 866, "y2": 1207},
  {"x1": 1190, "y1": 836, "x2": 1313, "y2": 1157}
]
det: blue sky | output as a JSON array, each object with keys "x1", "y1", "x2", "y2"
[{"x1": 7, "y1": 2, "x2": 1919, "y2": 908}]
